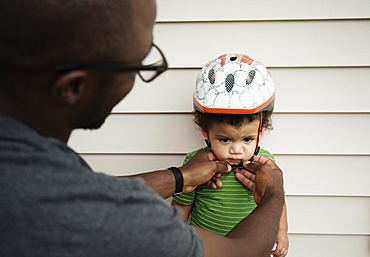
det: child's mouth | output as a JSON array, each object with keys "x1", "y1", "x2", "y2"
[{"x1": 228, "y1": 158, "x2": 242, "y2": 165}]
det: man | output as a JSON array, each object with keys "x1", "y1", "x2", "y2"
[{"x1": 0, "y1": 0, "x2": 285, "y2": 256}]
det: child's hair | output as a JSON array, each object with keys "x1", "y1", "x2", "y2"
[{"x1": 194, "y1": 110, "x2": 273, "y2": 133}]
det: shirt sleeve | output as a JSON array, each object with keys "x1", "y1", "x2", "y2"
[
  {"x1": 86, "y1": 177, "x2": 204, "y2": 257},
  {"x1": 173, "y1": 189, "x2": 195, "y2": 205},
  {"x1": 259, "y1": 148, "x2": 276, "y2": 162},
  {"x1": 117, "y1": 179, "x2": 204, "y2": 257}
]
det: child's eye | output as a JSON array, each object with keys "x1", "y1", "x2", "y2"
[
  {"x1": 243, "y1": 138, "x2": 253, "y2": 143},
  {"x1": 220, "y1": 138, "x2": 230, "y2": 143}
]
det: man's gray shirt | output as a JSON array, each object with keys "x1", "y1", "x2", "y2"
[{"x1": 0, "y1": 116, "x2": 203, "y2": 256}]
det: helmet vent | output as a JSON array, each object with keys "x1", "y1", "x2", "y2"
[
  {"x1": 230, "y1": 57, "x2": 237, "y2": 61},
  {"x1": 208, "y1": 69, "x2": 215, "y2": 84},
  {"x1": 246, "y1": 70, "x2": 256, "y2": 85},
  {"x1": 225, "y1": 74, "x2": 235, "y2": 92}
]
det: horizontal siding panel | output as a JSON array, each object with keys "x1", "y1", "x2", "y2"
[
  {"x1": 68, "y1": 113, "x2": 370, "y2": 154},
  {"x1": 287, "y1": 196, "x2": 370, "y2": 235},
  {"x1": 81, "y1": 154, "x2": 186, "y2": 176},
  {"x1": 113, "y1": 67, "x2": 370, "y2": 113},
  {"x1": 69, "y1": 114, "x2": 202, "y2": 154},
  {"x1": 265, "y1": 113, "x2": 370, "y2": 154},
  {"x1": 277, "y1": 155, "x2": 370, "y2": 196},
  {"x1": 114, "y1": 69, "x2": 194, "y2": 113},
  {"x1": 157, "y1": 0, "x2": 370, "y2": 21},
  {"x1": 153, "y1": 20, "x2": 370, "y2": 67},
  {"x1": 288, "y1": 234, "x2": 370, "y2": 257},
  {"x1": 80, "y1": 154, "x2": 370, "y2": 197}
]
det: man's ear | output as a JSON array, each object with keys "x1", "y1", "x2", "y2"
[{"x1": 52, "y1": 71, "x2": 89, "y2": 105}]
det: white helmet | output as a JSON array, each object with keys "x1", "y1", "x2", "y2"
[{"x1": 194, "y1": 53, "x2": 275, "y2": 114}]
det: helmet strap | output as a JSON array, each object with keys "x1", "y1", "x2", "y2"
[
  {"x1": 249, "y1": 112, "x2": 263, "y2": 161},
  {"x1": 201, "y1": 129, "x2": 212, "y2": 148},
  {"x1": 205, "y1": 139, "x2": 212, "y2": 148}
]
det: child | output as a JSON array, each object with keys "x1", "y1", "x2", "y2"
[{"x1": 171, "y1": 53, "x2": 289, "y2": 257}]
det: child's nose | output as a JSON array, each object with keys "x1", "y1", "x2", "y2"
[{"x1": 229, "y1": 143, "x2": 243, "y2": 154}]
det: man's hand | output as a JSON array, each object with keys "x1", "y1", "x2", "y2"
[
  {"x1": 203, "y1": 171, "x2": 223, "y2": 189},
  {"x1": 179, "y1": 150, "x2": 231, "y2": 193},
  {"x1": 123, "y1": 150, "x2": 230, "y2": 198},
  {"x1": 234, "y1": 155, "x2": 284, "y2": 204}
]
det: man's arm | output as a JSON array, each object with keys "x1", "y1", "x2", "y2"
[
  {"x1": 124, "y1": 169, "x2": 177, "y2": 198},
  {"x1": 120, "y1": 150, "x2": 231, "y2": 198},
  {"x1": 195, "y1": 155, "x2": 285, "y2": 257}
]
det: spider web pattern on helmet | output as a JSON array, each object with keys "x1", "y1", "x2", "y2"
[{"x1": 194, "y1": 58, "x2": 275, "y2": 111}]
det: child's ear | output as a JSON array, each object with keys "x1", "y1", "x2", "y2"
[
  {"x1": 200, "y1": 129, "x2": 212, "y2": 148},
  {"x1": 200, "y1": 129, "x2": 208, "y2": 139},
  {"x1": 259, "y1": 127, "x2": 266, "y2": 142}
]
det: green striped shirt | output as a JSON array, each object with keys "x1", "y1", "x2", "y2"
[{"x1": 173, "y1": 147, "x2": 275, "y2": 236}]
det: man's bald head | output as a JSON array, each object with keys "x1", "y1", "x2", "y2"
[{"x1": 0, "y1": 0, "x2": 152, "y2": 72}]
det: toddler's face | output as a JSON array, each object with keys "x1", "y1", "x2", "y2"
[{"x1": 207, "y1": 120, "x2": 260, "y2": 166}]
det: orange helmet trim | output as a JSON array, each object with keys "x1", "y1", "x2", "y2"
[{"x1": 193, "y1": 92, "x2": 275, "y2": 115}]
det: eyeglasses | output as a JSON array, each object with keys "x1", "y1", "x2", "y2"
[{"x1": 53, "y1": 43, "x2": 168, "y2": 83}]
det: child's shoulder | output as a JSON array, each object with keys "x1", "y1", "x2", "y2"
[
  {"x1": 258, "y1": 148, "x2": 276, "y2": 162},
  {"x1": 184, "y1": 147, "x2": 210, "y2": 164},
  {"x1": 186, "y1": 146, "x2": 210, "y2": 156}
]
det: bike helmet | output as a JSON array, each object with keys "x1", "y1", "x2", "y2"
[{"x1": 193, "y1": 53, "x2": 275, "y2": 115}]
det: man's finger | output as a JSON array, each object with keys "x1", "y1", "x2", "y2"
[
  {"x1": 243, "y1": 155, "x2": 278, "y2": 174},
  {"x1": 235, "y1": 172, "x2": 255, "y2": 192},
  {"x1": 234, "y1": 168, "x2": 255, "y2": 182},
  {"x1": 243, "y1": 162, "x2": 262, "y2": 175},
  {"x1": 204, "y1": 180, "x2": 216, "y2": 189},
  {"x1": 250, "y1": 155, "x2": 277, "y2": 167},
  {"x1": 216, "y1": 162, "x2": 231, "y2": 173},
  {"x1": 203, "y1": 150, "x2": 231, "y2": 173},
  {"x1": 205, "y1": 149, "x2": 218, "y2": 161}
]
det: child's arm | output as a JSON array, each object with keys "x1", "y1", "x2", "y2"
[
  {"x1": 271, "y1": 202, "x2": 289, "y2": 257},
  {"x1": 171, "y1": 199, "x2": 194, "y2": 221}
]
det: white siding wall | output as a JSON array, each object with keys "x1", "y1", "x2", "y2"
[{"x1": 68, "y1": 1, "x2": 370, "y2": 256}]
